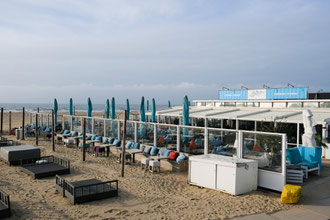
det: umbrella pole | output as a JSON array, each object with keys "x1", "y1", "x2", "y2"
[
  {"x1": 121, "y1": 110, "x2": 127, "y2": 177},
  {"x1": 83, "y1": 118, "x2": 86, "y2": 161},
  {"x1": 22, "y1": 107, "x2": 25, "y2": 140}
]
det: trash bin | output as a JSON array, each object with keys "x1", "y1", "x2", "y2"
[{"x1": 16, "y1": 129, "x2": 22, "y2": 140}]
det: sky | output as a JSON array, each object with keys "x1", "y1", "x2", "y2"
[{"x1": 0, "y1": 0, "x2": 330, "y2": 105}]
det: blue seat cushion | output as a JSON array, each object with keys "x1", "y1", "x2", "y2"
[
  {"x1": 102, "y1": 139, "x2": 109, "y2": 144},
  {"x1": 176, "y1": 153, "x2": 186, "y2": 164},
  {"x1": 143, "y1": 146, "x2": 152, "y2": 155},
  {"x1": 79, "y1": 143, "x2": 90, "y2": 147},
  {"x1": 125, "y1": 141, "x2": 133, "y2": 149},
  {"x1": 132, "y1": 142, "x2": 140, "y2": 149},
  {"x1": 113, "y1": 139, "x2": 121, "y2": 147},
  {"x1": 95, "y1": 136, "x2": 102, "y2": 142},
  {"x1": 159, "y1": 148, "x2": 167, "y2": 157},
  {"x1": 108, "y1": 137, "x2": 115, "y2": 144},
  {"x1": 72, "y1": 131, "x2": 78, "y2": 137},
  {"x1": 286, "y1": 147, "x2": 303, "y2": 164},
  {"x1": 150, "y1": 146, "x2": 159, "y2": 156},
  {"x1": 299, "y1": 146, "x2": 322, "y2": 170},
  {"x1": 91, "y1": 134, "x2": 97, "y2": 140},
  {"x1": 63, "y1": 130, "x2": 70, "y2": 135},
  {"x1": 298, "y1": 161, "x2": 319, "y2": 169},
  {"x1": 86, "y1": 136, "x2": 92, "y2": 140}
]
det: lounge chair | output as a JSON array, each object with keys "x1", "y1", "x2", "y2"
[
  {"x1": 55, "y1": 175, "x2": 118, "y2": 205},
  {"x1": 0, "y1": 145, "x2": 41, "y2": 166},
  {"x1": 286, "y1": 146, "x2": 321, "y2": 178},
  {"x1": 0, "y1": 189, "x2": 11, "y2": 218}
]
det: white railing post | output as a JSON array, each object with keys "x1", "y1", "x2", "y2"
[
  {"x1": 104, "y1": 119, "x2": 106, "y2": 137},
  {"x1": 118, "y1": 120, "x2": 121, "y2": 139},
  {"x1": 282, "y1": 134, "x2": 287, "y2": 186},
  {"x1": 237, "y1": 130, "x2": 243, "y2": 158},
  {"x1": 62, "y1": 117, "x2": 64, "y2": 130},
  {"x1": 134, "y1": 122, "x2": 138, "y2": 142},
  {"x1": 296, "y1": 123, "x2": 300, "y2": 147},
  {"x1": 204, "y1": 127, "x2": 208, "y2": 155},
  {"x1": 92, "y1": 118, "x2": 95, "y2": 134},
  {"x1": 177, "y1": 125, "x2": 180, "y2": 152},
  {"x1": 154, "y1": 124, "x2": 157, "y2": 146},
  {"x1": 70, "y1": 116, "x2": 73, "y2": 131}
]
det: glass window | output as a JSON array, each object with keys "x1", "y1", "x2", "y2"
[
  {"x1": 208, "y1": 129, "x2": 237, "y2": 157},
  {"x1": 180, "y1": 127, "x2": 205, "y2": 155},
  {"x1": 157, "y1": 125, "x2": 177, "y2": 150},
  {"x1": 243, "y1": 132, "x2": 283, "y2": 173}
]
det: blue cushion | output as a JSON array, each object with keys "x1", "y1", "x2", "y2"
[
  {"x1": 125, "y1": 141, "x2": 133, "y2": 149},
  {"x1": 86, "y1": 136, "x2": 92, "y2": 140},
  {"x1": 140, "y1": 145, "x2": 145, "y2": 152},
  {"x1": 95, "y1": 136, "x2": 102, "y2": 142},
  {"x1": 64, "y1": 130, "x2": 70, "y2": 134},
  {"x1": 108, "y1": 137, "x2": 115, "y2": 144},
  {"x1": 299, "y1": 146, "x2": 322, "y2": 170},
  {"x1": 164, "y1": 135, "x2": 172, "y2": 144},
  {"x1": 176, "y1": 153, "x2": 186, "y2": 163},
  {"x1": 91, "y1": 134, "x2": 97, "y2": 140},
  {"x1": 61, "y1": 130, "x2": 65, "y2": 134},
  {"x1": 164, "y1": 149, "x2": 172, "y2": 158},
  {"x1": 150, "y1": 146, "x2": 159, "y2": 156},
  {"x1": 132, "y1": 142, "x2": 140, "y2": 149},
  {"x1": 195, "y1": 139, "x2": 203, "y2": 148},
  {"x1": 72, "y1": 131, "x2": 78, "y2": 137},
  {"x1": 298, "y1": 161, "x2": 319, "y2": 169},
  {"x1": 286, "y1": 147, "x2": 303, "y2": 164},
  {"x1": 143, "y1": 146, "x2": 152, "y2": 155},
  {"x1": 113, "y1": 139, "x2": 121, "y2": 147},
  {"x1": 159, "y1": 148, "x2": 167, "y2": 157},
  {"x1": 79, "y1": 133, "x2": 83, "y2": 137},
  {"x1": 102, "y1": 139, "x2": 109, "y2": 144}
]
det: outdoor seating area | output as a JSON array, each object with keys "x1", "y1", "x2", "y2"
[
  {"x1": 20, "y1": 156, "x2": 70, "y2": 179},
  {"x1": 0, "y1": 189, "x2": 11, "y2": 218},
  {"x1": 55, "y1": 175, "x2": 118, "y2": 205}
]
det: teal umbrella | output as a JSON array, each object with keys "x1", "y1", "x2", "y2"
[
  {"x1": 168, "y1": 100, "x2": 171, "y2": 108},
  {"x1": 111, "y1": 97, "x2": 115, "y2": 119},
  {"x1": 126, "y1": 99, "x2": 130, "y2": 120},
  {"x1": 140, "y1": 96, "x2": 146, "y2": 122},
  {"x1": 69, "y1": 98, "x2": 73, "y2": 116},
  {"x1": 182, "y1": 96, "x2": 189, "y2": 125},
  {"x1": 146, "y1": 100, "x2": 149, "y2": 111},
  {"x1": 151, "y1": 98, "x2": 156, "y2": 122},
  {"x1": 105, "y1": 99, "x2": 110, "y2": 119},
  {"x1": 139, "y1": 96, "x2": 146, "y2": 137},
  {"x1": 87, "y1": 97, "x2": 93, "y2": 117},
  {"x1": 182, "y1": 96, "x2": 189, "y2": 135},
  {"x1": 54, "y1": 98, "x2": 58, "y2": 125}
]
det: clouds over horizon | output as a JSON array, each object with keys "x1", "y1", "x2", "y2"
[{"x1": 0, "y1": 0, "x2": 330, "y2": 103}]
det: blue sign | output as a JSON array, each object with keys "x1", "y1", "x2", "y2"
[{"x1": 219, "y1": 88, "x2": 307, "y2": 100}]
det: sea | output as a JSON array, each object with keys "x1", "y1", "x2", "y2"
[{"x1": 0, "y1": 103, "x2": 168, "y2": 113}]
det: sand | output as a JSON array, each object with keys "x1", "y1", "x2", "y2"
[{"x1": 0, "y1": 112, "x2": 289, "y2": 219}]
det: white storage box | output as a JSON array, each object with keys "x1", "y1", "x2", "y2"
[{"x1": 188, "y1": 154, "x2": 258, "y2": 195}]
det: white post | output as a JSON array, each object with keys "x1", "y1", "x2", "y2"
[
  {"x1": 204, "y1": 127, "x2": 208, "y2": 154},
  {"x1": 62, "y1": 117, "x2": 64, "y2": 130},
  {"x1": 154, "y1": 124, "x2": 157, "y2": 146},
  {"x1": 282, "y1": 134, "x2": 287, "y2": 186},
  {"x1": 118, "y1": 120, "x2": 121, "y2": 139},
  {"x1": 297, "y1": 123, "x2": 300, "y2": 147},
  {"x1": 104, "y1": 119, "x2": 106, "y2": 137},
  {"x1": 237, "y1": 130, "x2": 243, "y2": 158},
  {"x1": 134, "y1": 122, "x2": 138, "y2": 142},
  {"x1": 70, "y1": 116, "x2": 73, "y2": 131},
  {"x1": 92, "y1": 118, "x2": 95, "y2": 134},
  {"x1": 177, "y1": 125, "x2": 180, "y2": 152},
  {"x1": 236, "y1": 119, "x2": 239, "y2": 130}
]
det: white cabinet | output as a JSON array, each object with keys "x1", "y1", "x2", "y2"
[{"x1": 188, "y1": 154, "x2": 258, "y2": 195}]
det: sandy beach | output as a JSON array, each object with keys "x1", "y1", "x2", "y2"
[{"x1": 0, "y1": 112, "x2": 290, "y2": 219}]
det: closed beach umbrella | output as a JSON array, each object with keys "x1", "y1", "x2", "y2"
[
  {"x1": 111, "y1": 97, "x2": 115, "y2": 119},
  {"x1": 54, "y1": 98, "x2": 58, "y2": 125},
  {"x1": 151, "y1": 98, "x2": 156, "y2": 122},
  {"x1": 146, "y1": 100, "x2": 150, "y2": 111},
  {"x1": 140, "y1": 96, "x2": 146, "y2": 122},
  {"x1": 168, "y1": 100, "x2": 171, "y2": 108},
  {"x1": 126, "y1": 99, "x2": 130, "y2": 120},
  {"x1": 182, "y1": 96, "x2": 189, "y2": 126},
  {"x1": 69, "y1": 98, "x2": 73, "y2": 116},
  {"x1": 139, "y1": 96, "x2": 146, "y2": 137},
  {"x1": 105, "y1": 99, "x2": 110, "y2": 119},
  {"x1": 87, "y1": 97, "x2": 93, "y2": 117}
]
